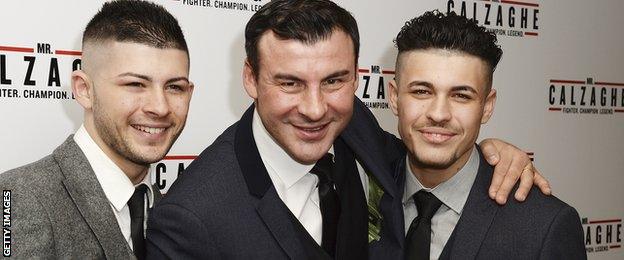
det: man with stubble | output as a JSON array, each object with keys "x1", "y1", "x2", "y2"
[{"x1": 0, "y1": 1, "x2": 194, "y2": 259}]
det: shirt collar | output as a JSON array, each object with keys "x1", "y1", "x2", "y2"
[
  {"x1": 74, "y1": 125, "x2": 154, "y2": 211},
  {"x1": 252, "y1": 109, "x2": 333, "y2": 189},
  {"x1": 402, "y1": 146, "x2": 480, "y2": 215}
]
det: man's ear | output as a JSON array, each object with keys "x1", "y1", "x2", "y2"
[
  {"x1": 71, "y1": 70, "x2": 94, "y2": 110},
  {"x1": 481, "y1": 88, "x2": 497, "y2": 124},
  {"x1": 242, "y1": 59, "x2": 258, "y2": 99},
  {"x1": 388, "y1": 79, "x2": 400, "y2": 116}
]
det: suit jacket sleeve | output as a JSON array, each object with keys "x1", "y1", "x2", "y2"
[
  {"x1": 1, "y1": 177, "x2": 55, "y2": 258},
  {"x1": 146, "y1": 202, "x2": 215, "y2": 259},
  {"x1": 352, "y1": 97, "x2": 404, "y2": 164},
  {"x1": 539, "y1": 205, "x2": 587, "y2": 260}
]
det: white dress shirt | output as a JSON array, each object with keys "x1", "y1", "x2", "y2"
[
  {"x1": 252, "y1": 110, "x2": 369, "y2": 245},
  {"x1": 402, "y1": 147, "x2": 479, "y2": 260},
  {"x1": 74, "y1": 125, "x2": 154, "y2": 250}
]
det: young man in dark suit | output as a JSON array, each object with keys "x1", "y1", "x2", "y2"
[
  {"x1": 388, "y1": 11, "x2": 586, "y2": 260},
  {"x1": 146, "y1": 1, "x2": 553, "y2": 259},
  {"x1": 0, "y1": 1, "x2": 194, "y2": 259}
]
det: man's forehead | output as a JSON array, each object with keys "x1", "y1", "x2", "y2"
[
  {"x1": 258, "y1": 30, "x2": 355, "y2": 57},
  {"x1": 82, "y1": 40, "x2": 190, "y2": 77},
  {"x1": 397, "y1": 49, "x2": 489, "y2": 75},
  {"x1": 396, "y1": 49, "x2": 491, "y2": 90},
  {"x1": 399, "y1": 49, "x2": 488, "y2": 67},
  {"x1": 83, "y1": 40, "x2": 189, "y2": 61}
]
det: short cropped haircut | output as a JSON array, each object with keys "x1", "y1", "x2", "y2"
[
  {"x1": 395, "y1": 10, "x2": 502, "y2": 83},
  {"x1": 244, "y1": 0, "x2": 359, "y2": 77},
  {"x1": 83, "y1": 0, "x2": 188, "y2": 52}
]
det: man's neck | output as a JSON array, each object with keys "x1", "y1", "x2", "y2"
[{"x1": 409, "y1": 147, "x2": 474, "y2": 188}]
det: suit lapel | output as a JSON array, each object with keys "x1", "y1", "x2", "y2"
[
  {"x1": 54, "y1": 137, "x2": 133, "y2": 259},
  {"x1": 441, "y1": 147, "x2": 498, "y2": 260},
  {"x1": 341, "y1": 99, "x2": 398, "y2": 200},
  {"x1": 332, "y1": 138, "x2": 368, "y2": 259},
  {"x1": 341, "y1": 98, "x2": 404, "y2": 247},
  {"x1": 235, "y1": 105, "x2": 306, "y2": 259},
  {"x1": 256, "y1": 187, "x2": 310, "y2": 259}
]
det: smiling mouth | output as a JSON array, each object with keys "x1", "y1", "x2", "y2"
[
  {"x1": 299, "y1": 125, "x2": 326, "y2": 131},
  {"x1": 419, "y1": 130, "x2": 455, "y2": 144},
  {"x1": 293, "y1": 123, "x2": 330, "y2": 140},
  {"x1": 295, "y1": 123, "x2": 329, "y2": 132},
  {"x1": 132, "y1": 125, "x2": 167, "y2": 134}
]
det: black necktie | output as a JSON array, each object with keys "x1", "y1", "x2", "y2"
[
  {"x1": 310, "y1": 153, "x2": 340, "y2": 257},
  {"x1": 405, "y1": 190, "x2": 443, "y2": 260},
  {"x1": 128, "y1": 184, "x2": 149, "y2": 260}
]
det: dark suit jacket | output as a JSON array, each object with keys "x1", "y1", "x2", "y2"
[
  {"x1": 0, "y1": 136, "x2": 161, "y2": 259},
  {"x1": 146, "y1": 99, "x2": 405, "y2": 259},
  {"x1": 395, "y1": 146, "x2": 587, "y2": 260}
]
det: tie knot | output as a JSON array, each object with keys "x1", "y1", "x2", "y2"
[
  {"x1": 413, "y1": 190, "x2": 442, "y2": 221},
  {"x1": 129, "y1": 184, "x2": 149, "y2": 216},
  {"x1": 310, "y1": 153, "x2": 335, "y2": 184},
  {"x1": 132, "y1": 184, "x2": 149, "y2": 200}
]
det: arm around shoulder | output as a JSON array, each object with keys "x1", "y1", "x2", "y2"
[{"x1": 539, "y1": 205, "x2": 587, "y2": 260}]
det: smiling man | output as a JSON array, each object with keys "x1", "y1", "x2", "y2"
[
  {"x1": 146, "y1": 1, "x2": 550, "y2": 259},
  {"x1": 0, "y1": 1, "x2": 193, "y2": 259},
  {"x1": 388, "y1": 11, "x2": 585, "y2": 259}
]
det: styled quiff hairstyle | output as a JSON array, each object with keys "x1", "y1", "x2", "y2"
[
  {"x1": 83, "y1": 0, "x2": 188, "y2": 52},
  {"x1": 394, "y1": 10, "x2": 502, "y2": 84},
  {"x1": 244, "y1": 0, "x2": 360, "y2": 77}
]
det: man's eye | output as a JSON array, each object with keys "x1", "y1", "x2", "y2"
[
  {"x1": 126, "y1": 82, "x2": 143, "y2": 87},
  {"x1": 453, "y1": 93, "x2": 472, "y2": 100},
  {"x1": 280, "y1": 82, "x2": 296, "y2": 87},
  {"x1": 167, "y1": 84, "x2": 183, "y2": 91},
  {"x1": 325, "y1": 78, "x2": 341, "y2": 85},
  {"x1": 413, "y1": 89, "x2": 430, "y2": 95}
]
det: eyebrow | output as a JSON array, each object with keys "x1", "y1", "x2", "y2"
[
  {"x1": 451, "y1": 86, "x2": 478, "y2": 94},
  {"x1": 117, "y1": 72, "x2": 189, "y2": 84},
  {"x1": 273, "y1": 70, "x2": 351, "y2": 82},
  {"x1": 322, "y1": 70, "x2": 351, "y2": 81},
  {"x1": 117, "y1": 72, "x2": 151, "y2": 81},
  {"x1": 273, "y1": 73, "x2": 303, "y2": 82},
  {"x1": 407, "y1": 81, "x2": 478, "y2": 93},
  {"x1": 407, "y1": 80, "x2": 433, "y2": 89},
  {"x1": 165, "y1": 77, "x2": 190, "y2": 85}
]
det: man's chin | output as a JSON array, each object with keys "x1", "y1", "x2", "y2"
[
  {"x1": 127, "y1": 146, "x2": 170, "y2": 165},
  {"x1": 411, "y1": 153, "x2": 456, "y2": 170},
  {"x1": 287, "y1": 143, "x2": 332, "y2": 165}
]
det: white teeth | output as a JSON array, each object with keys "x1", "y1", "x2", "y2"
[
  {"x1": 134, "y1": 125, "x2": 165, "y2": 134},
  {"x1": 304, "y1": 126, "x2": 323, "y2": 131}
]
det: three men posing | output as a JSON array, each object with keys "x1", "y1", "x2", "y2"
[{"x1": 0, "y1": 0, "x2": 581, "y2": 259}]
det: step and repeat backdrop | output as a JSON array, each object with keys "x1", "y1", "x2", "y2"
[{"x1": 1, "y1": 0, "x2": 622, "y2": 258}]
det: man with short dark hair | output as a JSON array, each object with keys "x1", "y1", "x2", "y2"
[
  {"x1": 147, "y1": 1, "x2": 550, "y2": 259},
  {"x1": 0, "y1": 1, "x2": 194, "y2": 258},
  {"x1": 388, "y1": 11, "x2": 586, "y2": 259}
]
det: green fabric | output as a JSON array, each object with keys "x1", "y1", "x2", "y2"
[{"x1": 367, "y1": 172, "x2": 384, "y2": 243}]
